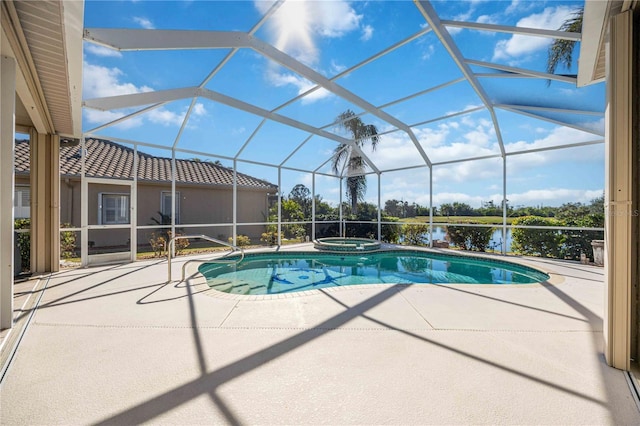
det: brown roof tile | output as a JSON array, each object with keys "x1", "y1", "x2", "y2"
[{"x1": 15, "y1": 139, "x2": 278, "y2": 190}]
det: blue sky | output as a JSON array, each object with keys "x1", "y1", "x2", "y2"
[{"x1": 82, "y1": 0, "x2": 604, "y2": 209}]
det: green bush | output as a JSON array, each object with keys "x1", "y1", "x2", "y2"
[
  {"x1": 559, "y1": 214, "x2": 604, "y2": 261},
  {"x1": 511, "y1": 216, "x2": 565, "y2": 258},
  {"x1": 381, "y1": 216, "x2": 400, "y2": 243},
  {"x1": 230, "y1": 235, "x2": 251, "y2": 247},
  {"x1": 401, "y1": 223, "x2": 429, "y2": 246},
  {"x1": 445, "y1": 225, "x2": 494, "y2": 251},
  {"x1": 60, "y1": 223, "x2": 77, "y2": 259},
  {"x1": 14, "y1": 218, "x2": 30, "y2": 272},
  {"x1": 260, "y1": 231, "x2": 278, "y2": 246}
]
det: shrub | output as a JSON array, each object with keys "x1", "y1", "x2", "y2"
[
  {"x1": 260, "y1": 231, "x2": 281, "y2": 246},
  {"x1": 381, "y1": 216, "x2": 400, "y2": 243},
  {"x1": 149, "y1": 232, "x2": 167, "y2": 257},
  {"x1": 560, "y1": 214, "x2": 604, "y2": 261},
  {"x1": 14, "y1": 218, "x2": 30, "y2": 272},
  {"x1": 60, "y1": 223, "x2": 77, "y2": 259},
  {"x1": 445, "y1": 225, "x2": 494, "y2": 251},
  {"x1": 511, "y1": 216, "x2": 565, "y2": 258},
  {"x1": 401, "y1": 223, "x2": 429, "y2": 246},
  {"x1": 230, "y1": 235, "x2": 251, "y2": 247},
  {"x1": 168, "y1": 231, "x2": 189, "y2": 256}
]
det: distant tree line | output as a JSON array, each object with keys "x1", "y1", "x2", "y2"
[{"x1": 383, "y1": 196, "x2": 604, "y2": 220}]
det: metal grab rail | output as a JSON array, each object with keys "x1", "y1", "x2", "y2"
[{"x1": 167, "y1": 234, "x2": 244, "y2": 282}]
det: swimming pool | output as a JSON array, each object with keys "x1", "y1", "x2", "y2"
[{"x1": 198, "y1": 250, "x2": 550, "y2": 296}]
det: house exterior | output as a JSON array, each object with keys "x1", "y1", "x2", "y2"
[{"x1": 14, "y1": 138, "x2": 278, "y2": 252}]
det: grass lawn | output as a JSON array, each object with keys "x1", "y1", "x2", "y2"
[{"x1": 398, "y1": 216, "x2": 515, "y2": 225}]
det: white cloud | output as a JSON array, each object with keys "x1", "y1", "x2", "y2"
[
  {"x1": 493, "y1": 6, "x2": 573, "y2": 62},
  {"x1": 255, "y1": 0, "x2": 361, "y2": 65},
  {"x1": 421, "y1": 44, "x2": 435, "y2": 60},
  {"x1": 83, "y1": 62, "x2": 153, "y2": 99},
  {"x1": 499, "y1": 188, "x2": 603, "y2": 207},
  {"x1": 266, "y1": 69, "x2": 332, "y2": 103},
  {"x1": 330, "y1": 60, "x2": 347, "y2": 75},
  {"x1": 146, "y1": 109, "x2": 185, "y2": 126},
  {"x1": 361, "y1": 24, "x2": 374, "y2": 41},
  {"x1": 83, "y1": 62, "x2": 208, "y2": 129},
  {"x1": 133, "y1": 16, "x2": 154, "y2": 29},
  {"x1": 192, "y1": 103, "x2": 207, "y2": 117},
  {"x1": 83, "y1": 109, "x2": 142, "y2": 130},
  {"x1": 476, "y1": 15, "x2": 497, "y2": 25},
  {"x1": 255, "y1": 0, "x2": 370, "y2": 103},
  {"x1": 84, "y1": 43, "x2": 122, "y2": 58}
]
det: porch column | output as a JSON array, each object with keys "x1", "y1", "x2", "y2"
[
  {"x1": 604, "y1": 10, "x2": 633, "y2": 370},
  {"x1": 0, "y1": 55, "x2": 16, "y2": 329},
  {"x1": 30, "y1": 130, "x2": 60, "y2": 273}
]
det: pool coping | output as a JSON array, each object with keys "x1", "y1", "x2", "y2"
[{"x1": 180, "y1": 245, "x2": 565, "y2": 301}]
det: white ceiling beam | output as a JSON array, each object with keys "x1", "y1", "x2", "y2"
[
  {"x1": 84, "y1": 27, "x2": 433, "y2": 169},
  {"x1": 466, "y1": 59, "x2": 577, "y2": 84},
  {"x1": 83, "y1": 28, "x2": 247, "y2": 50},
  {"x1": 495, "y1": 104, "x2": 604, "y2": 116},
  {"x1": 410, "y1": 106, "x2": 486, "y2": 129},
  {"x1": 377, "y1": 77, "x2": 466, "y2": 109},
  {"x1": 506, "y1": 139, "x2": 604, "y2": 156},
  {"x1": 85, "y1": 102, "x2": 169, "y2": 134},
  {"x1": 280, "y1": 135, "x2": 314, "y2": 168},
  {"x1": 433, "y1": 154, "x2": 502, "y2": 167},
  {"x1": 198, "y1": 88, "x2": 381, "y2": 174},
  {"x1": 475, "y1": 73, "x2": 538, "y2": 79},
  {"x1": 414, "y1": 0, "x2": 506, "y2": 157},
  {"x1": 496, "y1": 105, "x2": 605, "y2": 136},
  {"x1": 246, "y1": 34, "x2": 433, "y2": 168},
  {"x1": 272, "y1": 27, "x2": 433, "y2": 113},
  {"x1": 440, "y1": 20, "x2": 581, "y2": 41},
  {"x1": 83, "y1": 87, "x2": 198, "y2": 110}
]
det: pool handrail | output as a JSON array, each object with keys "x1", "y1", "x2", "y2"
[{"x1": 167, "y1": 234, "x2": 244, "y2": 282}]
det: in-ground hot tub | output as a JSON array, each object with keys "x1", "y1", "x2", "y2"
[{"x1": 313, "y1": 237, "x2": 381, "y2": 252}]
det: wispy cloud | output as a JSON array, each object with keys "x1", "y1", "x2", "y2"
[
  {"x1": 133, "y1": 16, "x2": 155, "y2": 29},
  {"x1": 255, "y1": 0, "x2": 367, "y2": 103},
  {"x1": 361, "y1": 24, "x2": 374, "y2": 41},
  {"x1": 83, "y1": 62, "x2": 152, "y2": 99},
  {"x1": 492, "y1": 6, "x2": 574, "y2": 63},
  {"x1": 84, "y1": 43, "x2": 122, "y2": 58},
  {"x1": 83, "y1": 61, "x2": 207, "y2": 128},
  {"x1": 255, "y1": 0, "x2": 361, "y2": 65}
]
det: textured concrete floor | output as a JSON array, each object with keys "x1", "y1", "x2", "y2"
[{"x1": 1, "y1": 245, "x2": 638, "y2": 425}]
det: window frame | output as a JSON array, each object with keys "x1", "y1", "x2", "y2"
[
  {"x1": 160, "y1": 191, "x2": 180, "y2": 224},
  {"x1": 98, "y1": 192, "x2": 130, "y2": 225},
  {"x1": 14, "y1": 185, "x2": 30, "y2": 219}
]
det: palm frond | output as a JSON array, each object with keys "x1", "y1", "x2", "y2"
[{"x1": 546, "y1": 7, "x2": 583, "y2": 77}]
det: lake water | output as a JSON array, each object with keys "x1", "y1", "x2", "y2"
[{"x1": 427, "y1": 226, "x2": 513, "y2": 252}]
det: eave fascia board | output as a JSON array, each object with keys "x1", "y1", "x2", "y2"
[
  {"x1": 577, "y1": 0, "x2": 613, "y2": 87},
  {"x1": 61, "y1": 0, "x2": 84, "y2": 137}
]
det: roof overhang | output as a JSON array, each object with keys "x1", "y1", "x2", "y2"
[
  {"x1": 0, "y1": 0, "x2": 83, "y2": 137},
  {"x1": 578, "y1": 0, "x2": 633, "y2": 87}
]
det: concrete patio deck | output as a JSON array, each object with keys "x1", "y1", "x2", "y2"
[{"x1": 1, "y1": 244, "x2": 639, "y2": 425}]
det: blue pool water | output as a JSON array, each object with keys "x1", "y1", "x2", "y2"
[{"x1": 198, "y1": 250, "x2": 550, "y2": 296}]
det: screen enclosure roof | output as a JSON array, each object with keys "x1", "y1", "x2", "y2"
[{"x1": 81, "y1": 0, "x2": 604, "y2": 181}]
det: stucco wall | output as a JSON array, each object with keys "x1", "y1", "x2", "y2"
[{"x1": 57, "y1": 179, "x2": 272, "y2": 249}]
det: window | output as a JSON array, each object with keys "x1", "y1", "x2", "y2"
[
  {"x1": 161, "y1": 191, "x2": 180, "y2": 224},
  {"x1": 99, "y1": 193, "x2": 130, "y2": 225},
  {"x1": 14, "y1": 186, "x2": 30, "y2": 219}
]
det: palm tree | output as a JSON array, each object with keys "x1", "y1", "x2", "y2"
[
  {"x1": 546, "y1": 7, "x2": 584, "y2": 77},
  {"x1": 331, "y1": 109, "x2": 380, "y2": 215}
]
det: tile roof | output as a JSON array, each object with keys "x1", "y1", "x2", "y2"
[{"x1": 15, "y1": 139, "x2": 278, "y2": 190}]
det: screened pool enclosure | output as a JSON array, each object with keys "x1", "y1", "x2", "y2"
[{"x1": 75, "y1": 0, "x2": 604, "y2": 265}]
